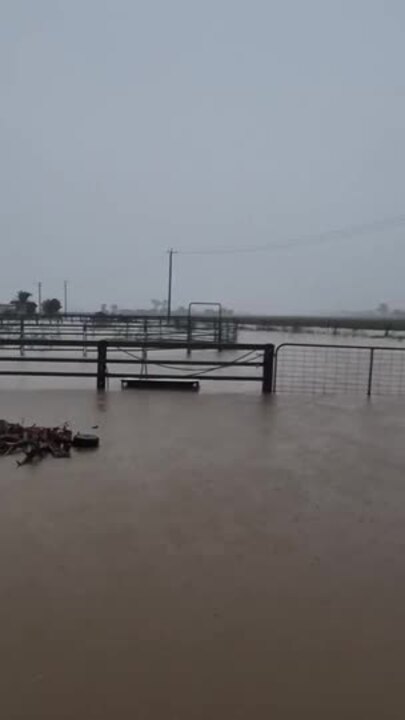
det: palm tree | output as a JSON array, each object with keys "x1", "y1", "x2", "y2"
[
  {"x1": 11, "y1": 290, "x2": 37, "y2": 316},
  {"x1": 16, "y1": 290, "x2": 32, "y2": 305}
]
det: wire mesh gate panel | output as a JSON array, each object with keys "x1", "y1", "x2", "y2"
[
  {"x1": 371, "y1": 349, "x2": 405, "y2": 395},
  {"x1": 274, "y1": 343, "x2": 405, "y2": 395}
]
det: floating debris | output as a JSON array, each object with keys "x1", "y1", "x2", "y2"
[{"x1": 0, "y1": 420, "x2": 99, "y2": 466}]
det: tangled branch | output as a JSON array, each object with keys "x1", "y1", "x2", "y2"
[{"x1": 0, "y1": 420, "x2": 75, "y2": 466}]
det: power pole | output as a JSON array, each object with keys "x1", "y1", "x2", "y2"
[
  {"x1": 167, "y1": 249, "x2": 176, "y2": 321},
  {"x1": 37, "y1": 282, "x2": 42, "y2": 313},
  {"x1": 64, "y1": 280, "x2": 68, "y2": 314}
]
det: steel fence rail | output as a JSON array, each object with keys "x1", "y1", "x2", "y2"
[
  {"x1": 1, "y1": 338, "x2": 405, "y2": 396},
  {"x1": 0, "y1": 339, "x2": 274, "y2": 393}
]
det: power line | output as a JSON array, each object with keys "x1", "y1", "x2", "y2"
[{"x1": 176, "y1": 214, "x2": 405, "y2": 256}]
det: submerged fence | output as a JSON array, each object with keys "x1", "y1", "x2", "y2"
[
  {"x1": 0, "y1": 314, "x2": 239, "y2": 347},
  {"x1": 274, "y1": 343, "x2": 405, "y2": 396},
  {"x1": 0, "y1": 338, "x2": 405, "y2": 396},
  {"x1": 0, "y1": 339, "x2": 274, "y2": 393}
]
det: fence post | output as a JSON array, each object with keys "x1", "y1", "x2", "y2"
[
  {"x1": 367, "y1": 348, "x2": 375, "y2": 397},
  {"x1": 97, "y1": 341, "x2": 107, "y2": 390},
  {"x1": 217, "y1": 317, "x2": 223, "y2": 352},
  {"x1": 83, "y1": 323, "x2": 87, "y2": 358},
  {"x1": 20, "y1": 318, "x2": 25, "y2": 357},
  {"x1": 262, "y1": 344, "x2": 274, "y2": 394},
  {"x1": 187, "y1": 315, "x2": 193, "y2": 356}
]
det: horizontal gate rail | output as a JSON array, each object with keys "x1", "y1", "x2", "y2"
[
  {"x1": 0, "y1": 338, "x2": 259, "y2": 351},
  {"x1": 0, "y1": 356, "x2": 259, "y2": 367}
]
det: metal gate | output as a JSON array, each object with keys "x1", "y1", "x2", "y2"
[{"x1": 273, "y1": 343, "x2": 405, "y2": 395}]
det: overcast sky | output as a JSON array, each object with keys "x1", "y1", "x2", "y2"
[{"x1": 1, "y1": 0, "x2": 405, "y2": 312}]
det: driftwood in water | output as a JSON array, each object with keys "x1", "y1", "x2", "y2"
[{"x1": 0, "y1": 420, "x2": 74, "y2": 466}]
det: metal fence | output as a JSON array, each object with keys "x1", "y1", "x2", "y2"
[
  {"x1": 1, "y1": 338, "x2": 405, "y2": 396},
  {"x1": 0, "y1": 338, "x2": 274, "y2": 393},
  {"x1": 274, "y1": 343, "x2": 405, "y2": 395},
  {"x1": 0, "y1": 314, "x2": 239, "y2": 347}
]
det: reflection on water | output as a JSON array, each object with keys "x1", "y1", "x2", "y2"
[{"x1": 95, "y1": 389, "x2": 109, "y2": 413}]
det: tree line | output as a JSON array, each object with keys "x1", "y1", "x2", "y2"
[{"x1": 6, "y1": 291, "x2": 62, "y2": 316}]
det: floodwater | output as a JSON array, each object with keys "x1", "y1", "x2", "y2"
[{"x1": 0, "y1": 388, "x2": 405, "y2": 718}]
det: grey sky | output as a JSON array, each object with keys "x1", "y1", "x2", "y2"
[{"x1": 1, "y1": 0, "x2": 404, "y2": 312}]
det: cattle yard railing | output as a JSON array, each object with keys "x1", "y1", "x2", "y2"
[
  {"x1": 0, "y1": 339, "x2": 274, "y2": 393},
  {"x1": 273, "y1": 342, "x2": 405, "y2": 396},
  {"x1": 1, "y1": 338, "x2": 405, "y2": 396}
]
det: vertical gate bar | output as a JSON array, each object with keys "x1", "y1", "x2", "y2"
[
  {"x1": 262, "y1": 344, "x2": 274, "y2": 394},
  {"x1": 217, "y1": 316, "x2": 223, "y2": 352},
  {"x1": 83, "y1": 323, "x2": 87, "y2": 358},
  {"x1": 187, "y1": 315, "x2": 193, "y2": 356},
  {"x1": 272, "y1": 347, "x2": 279, "y2": 392},
  {"x1": 97, "y1": 340, "x2": 107, "y2": 390}
]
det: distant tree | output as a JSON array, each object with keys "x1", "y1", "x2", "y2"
[
  {"x1": 377, "y1": 302, "x2": 389, "y2": 316},
  {"x1": 16, "y1": 290, "x2": 32, "y2": 305},
  {"x1": 41, "y1": 298, "x2": 62, "y2": 316},
  {"x1": 10, "y1": 290, "x2": 37, "y2": 316}
]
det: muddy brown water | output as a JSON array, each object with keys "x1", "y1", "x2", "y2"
[{"x1": 0, "y1": 388, "x2": 404, "y2": 718}]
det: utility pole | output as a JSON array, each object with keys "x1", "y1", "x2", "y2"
[
  {"x1": 167, "y1": 249, "x2": 176, "y2": 321},
  {"x1": 37, "y1": 282, "x2": 42, "y2": 313},
  {"x1": 64, "y1": 280, "x2": 68, "y2": 314}
]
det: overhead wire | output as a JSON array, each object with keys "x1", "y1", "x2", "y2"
[{"x1": 176, "y1": 214, "x2": 405, "y2": 256}]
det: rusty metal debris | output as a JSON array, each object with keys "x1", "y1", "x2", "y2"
[{"x1": 0, "y1": 420, "x2": 99, "y2": 466}]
